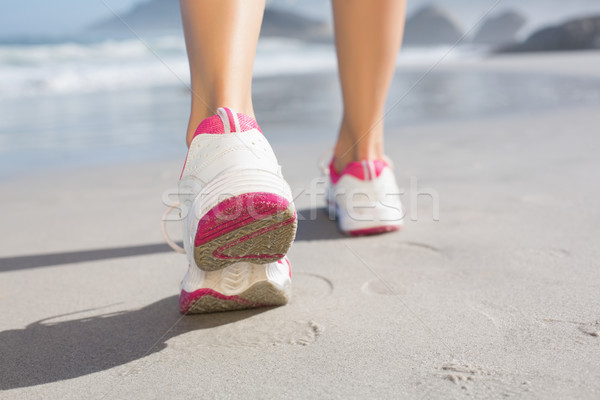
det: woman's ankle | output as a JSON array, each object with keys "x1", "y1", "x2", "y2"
[{"x1": 333, "y1": 123, "x2": 384, "y2": 172}]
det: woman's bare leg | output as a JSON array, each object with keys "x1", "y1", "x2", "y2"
[
  {"x1": 180, "y1": 0, "x2": 265, "y2": 146},
  {"x1": 331, "y1": 0, "x2": 407, "y2": 171}
]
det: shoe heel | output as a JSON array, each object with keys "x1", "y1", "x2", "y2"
[{"x1": 190, "y1": 169, "x2": 296, "y2": 271}]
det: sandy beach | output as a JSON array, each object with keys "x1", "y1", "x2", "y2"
[{"x1": 1, "y1": 51, "x2": 600, "y2": 398}]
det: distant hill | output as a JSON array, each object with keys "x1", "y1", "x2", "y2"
[
  {"x1": 502, "y1": 15, "x2": 600, "y2": 52},
  {"x1": 87, "y1": 0, "x2": 179, "y2": 34},
  {"x1": 403, "y1": 6, "x2": 464, "y2": 46},
  {"x1": 472, "y1": 11, "x2": 527, "y2": 46},
  {"x1": 87, "y1": 0, "x2": 331, "y2": 41}
]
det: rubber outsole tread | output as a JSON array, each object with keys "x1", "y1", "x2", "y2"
[
  {"x1": 184, "y1": 281, "x2": 290, "y2": 314},
  {"x1": 194, "y1": 205, "x2": 297, "y2": 271}
]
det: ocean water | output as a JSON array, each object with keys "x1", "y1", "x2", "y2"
[
  {"x1": 1, "y1": 35, "x2": 600, "y2": 178},
  {"x1": 0, "y1": 35, "x2": 475, "y2": 98}
]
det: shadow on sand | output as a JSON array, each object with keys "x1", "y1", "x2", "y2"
[
  {"x1": 295, "y1": 207, "x2": 345, "y2": 241},
  {"x1": 0, "y1": 207, "x2": 346, "y2": 389},
  {"x1": 0, "y1": 207, "x2": 344, "y2": 273},
  {"x1": 0, "y1": 296, "x2": 270, "y2": 390}
]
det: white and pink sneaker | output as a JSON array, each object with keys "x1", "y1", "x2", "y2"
[
  {"x1": 164, "y1": 107, "x2": 296, "y2": 313},
  {"x1": 327, "y1": 158, "x2": 404, "y2": 235},
  {"x1": 179, "y1": 257, "x2": 292, "y2": 314}
]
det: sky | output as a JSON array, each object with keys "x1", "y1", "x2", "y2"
[{"x1": 2, "y1": 0, "x2": 600, "y2": 39}]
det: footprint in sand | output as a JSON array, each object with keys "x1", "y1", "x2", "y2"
[
  {"x1": 579, "y1": 321, "x2": 600, "y2": 337},
  {"x1": 436, "y1": 361, "x2": 532, "y2": 395},
  {"x1": 367, "y1": 241, "x2": 444, "y2": 263},
  {"x1": 200, "y1": 319, "x2": 324, "y2": 349},
  {"x1": 291, "y1": 272, "x2": 334, "y2": 300},
  {"x1": 404, "y1": 241, "x2": 442, "y2": 252},
  {"x1": 181, "y1": 274, "x2": 331, "y2": 349},
  {"x1": 361, "y1": 241, "x2": 442, "y2": 296},
  {"x1": 578, "y1": 323, "x2": 600, "y2": 337},
  {"x1": 544, "y1": 318, "x2": 600, "y2": 338}
]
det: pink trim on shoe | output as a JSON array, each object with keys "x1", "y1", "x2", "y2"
[
  {"x1": 194, "y1": 192, "x2": 296, "y2": 260},
  {"x1": 195, "y1": 115, "x2": 225, "y2": 135},
  {"x1": 179, "y1": 288, "x2": 263, "y2": 314},
  {"x1": 279, "y1": 257, "x2": 292, "y2": 278},
  {"x1": 224, "y1": 108, "x2": 237, "y2": 132},
  {"x1": 192, "y1": 111, "x2": 262, "y2": 138},
  {"x1": 238, "y1": 114, "x2": 262, "y2": 133},
  {"x1": 347, "y1": 225, "x2": 401, "y2": 236},
  {"x1": 194, "y1": 193, "x2": 290, "y2": 247},
  {"x1": 329, "y1": 158, "x2": 389, "y2": 184}
]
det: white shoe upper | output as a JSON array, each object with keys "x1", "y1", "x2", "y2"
[
  {"x1": 177, "y1": 107, "x2": 294, "y2": 262},
  {"x1": 179, "y1": 107, "x2": 280, "y2": 210},
  {"x1": 164, "y1": 108, "x2": 294, "y2": 312},
  {"x1": 328, "y1": 159, "x2": 404, "y2": 234}
]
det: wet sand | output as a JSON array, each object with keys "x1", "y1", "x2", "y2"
[{"x1": 1, "y1": 51, "x2": 600, "y2": 398}]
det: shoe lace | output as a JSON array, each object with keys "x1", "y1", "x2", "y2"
[{"x1": 161, "y1": 202, "x2": 186, "y2": 254}]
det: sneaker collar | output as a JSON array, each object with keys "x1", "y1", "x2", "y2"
[
  {"x1": 329, "y1": 158, "x2": 389, "y2": 184},
  {"x1": 193, "y1": 107, "x2": 262, "y2": 137}
]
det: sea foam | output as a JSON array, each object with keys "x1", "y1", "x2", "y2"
[{"x1": 0, "y1": 35, "x2": 480, "y2": 98}]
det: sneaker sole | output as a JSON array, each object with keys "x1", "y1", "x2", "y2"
[
  {"x1": 347, "y1": 225, "x2": 401, "y2": 236},
  {"x1": 180, "y1": 261, "x2": 291, "y2": 314},
  {"x1": 186, "y1": 168, "x2": 297, "y2": 272},
  {"x1": 194, "y1": 192, "x2": 297, "y2": 271}
]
